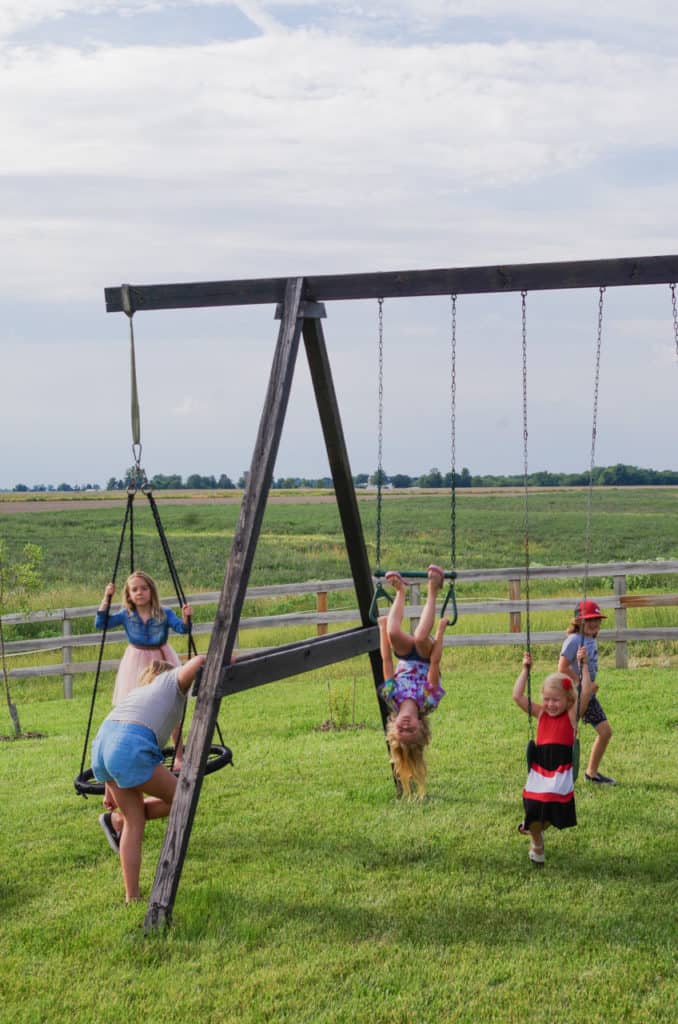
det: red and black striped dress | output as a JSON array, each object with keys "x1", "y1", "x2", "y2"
[{"x1": 522, "y1": 711, "x2": 576, "y2": 830}]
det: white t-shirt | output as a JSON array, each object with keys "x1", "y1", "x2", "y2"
[{"x1": 109, "y1": 668, "x2": 185, "y2": 747}]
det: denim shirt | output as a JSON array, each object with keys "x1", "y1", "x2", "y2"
[{"x1": 94, "y1": 607, "x2": 188, "y2": 647}]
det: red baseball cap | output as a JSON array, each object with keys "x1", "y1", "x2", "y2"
[{"x1": 574, "y1": 599, "x2": 606, "y2": 620}]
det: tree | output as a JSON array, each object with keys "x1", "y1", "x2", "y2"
[
  {"x1": 369, "y1": 468, "x2": 389, "y2": 486},
  {"x1": 217, "y1": 474, "x2": 235, "y2": 489},
  {"x1": 390, "y1": 473, "x2": 412, "y2": 488},
  {"x1": 0, "y1": 541, "x2": 43, "y2": 738}
]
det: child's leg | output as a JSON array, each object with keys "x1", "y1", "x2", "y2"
[
  {"x1": 110, "y1": 783, "x2": 146, "y2": 903},
  {"x1": 587, "y1": 719, "x2": 612, "y2": 777},
  {"x1": 425, "y1": 617, "x2": 449, "y2": 688},
  {"x1": 528, "y1": 821, "x2": 545, "y2": 864},
  {"x1": 171, "y1": 724, "x2": 184, "y2": 770},
  {"x1": 387, "y1": 578, "x2": 415, "y2": 658},
  {"x1": 413, "y1": 567, "x2": 444, "y2": 657}
]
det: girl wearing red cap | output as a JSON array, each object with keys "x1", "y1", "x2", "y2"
[{"x1": 558, "y1": 600, "x2": 615, "y2": 785}]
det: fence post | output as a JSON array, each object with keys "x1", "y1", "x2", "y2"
[
  {"x1": 62, "y1": 615, "x2": 73, "y2": 699},
  {"x1": 508, "y1": 578, "x2": 522, "y2": 633},
  {"x1": 614, "y1": 574, "x2": 628, "y2": 669},
  {"x1": 316, "y1": 590, "x2": 328, "y2": 636}
]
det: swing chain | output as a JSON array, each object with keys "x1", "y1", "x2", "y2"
[
  {"x1": 520, "y1": 290, "x2": 533, "y2": 732},
  {"x1": 671, "y1": 283, "x2": 678, "y2": 358},
  {"x1": 375, "y1": 296, "x2": 384, "y2": 571},
  {"x1": 450, "y1": 294, "x2": 457, "y2": 570},
  {"x1": 583, "y1": 286, "x2": 605, "y2": 598}
]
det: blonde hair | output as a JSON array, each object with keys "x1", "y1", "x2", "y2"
[
  {"x1": 138, "y1": 659, "x2": 175, "y2": 686},
  {"x1": 542, "y1": 672, "x2": 577, "y2": 709},
  {"x1": 386, "y1": 714, "x2": 432, "y2": 799},
  {"x1": 122, "y1": 570, "x2": 164, "y2": 620}
]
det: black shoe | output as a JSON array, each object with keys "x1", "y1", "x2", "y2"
[
  {"x1": 585, "y1": 772, "x2": 616, "y2": 785},
  {"x1": 99, "y1": 812, "x2": 121, "y2": 852}
]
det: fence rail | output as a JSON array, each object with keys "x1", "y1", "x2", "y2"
[{"x1": 4, "y1": 559, "x2": 678, "y2": 696}]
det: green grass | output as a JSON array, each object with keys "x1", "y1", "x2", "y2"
[
  {"x1": 1, "y1": 652, "x2": 676, "y2": 1024},
  {"x1": 2, "y1": 490, "x2": 678, "y2": 1022}
]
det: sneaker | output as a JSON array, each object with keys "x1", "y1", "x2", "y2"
[
  {"x1": 99, "y1": 812, "x2": 121, "y2": 852},
  {"x1": 585, "y1": 772, "x2": 617, "y2": 785},
  {"x1": 528, "y1": 843, "x2": 545, "y2": 866}
]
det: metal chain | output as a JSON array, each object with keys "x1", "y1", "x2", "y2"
[
  {"x1": 375, "y1": 297, "x2": 384, "y2": 570},
  {"x1": 520, "y1": 290, "x2": 532, "y2": 729},
  {"x1": 583, "y1": 286, "x2": 605, "y2": 599},
  {"x1": 671, "y1": 283, "x2": 678, "y2": 358},
  {"x1": 450, "y1": 294, "x2": 457, "y2": 570}
]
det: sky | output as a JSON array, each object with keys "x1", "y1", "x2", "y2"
[{"x1": 1, "y1": 1, "x2": 678, "y2": 489}]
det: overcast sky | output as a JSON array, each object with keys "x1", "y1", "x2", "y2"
[{"x1": 1, "y1": 1, "x2": 677, "y2": 488}]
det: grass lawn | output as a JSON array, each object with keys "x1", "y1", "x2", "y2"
[{"x1": 1, "y1": 645, "x2": 676, "y2": 1024}]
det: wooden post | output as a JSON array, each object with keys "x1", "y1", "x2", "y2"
[
  {"x1": 144, "y1": 277, "x2": 305, "y2": 933},
  {"x1": 62, "y1": 615, "x2": 73, "y2": 699},
  {"x1": 301, "y1": 310, "x2": 389, "y2": 732},
  {"x1": 316, "y1": 591, "x2": 328, "y2": 636},
  {"x1": 509, "y1": 578, "x2": 522, "y2": 633},
  {"x1": 614, "y1": 574, "x2": 628, "y2": 668}
]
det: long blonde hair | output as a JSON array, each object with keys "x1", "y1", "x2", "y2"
[
  {"x1": 122, "y1": 570, "x2": 164, "y2": 620},
  {"x1": 137, "y1": 659, "x2": 175, "y2": 686},
  {"x1": 386, "y1": 714, "x2": 432, "y2": 799}
]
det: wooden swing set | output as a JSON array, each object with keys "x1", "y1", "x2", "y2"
[{"x1": 104, "y1": 252, "x2": 678, "y2": 932}]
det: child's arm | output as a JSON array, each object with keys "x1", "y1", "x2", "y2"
[
  {"x1": 98, "y1": 582, "x2": 115, "y2": 612},
  {"x1": 181, "y1": 602, "x2": 193, "y2": 623},
  {"x1": 512, "y1": 652, "x2": 541, "y2": 715},
  {"x1": 575, "y1": 646, "x2": 595, "y2": 719},
  {"x1": 176, "y1": 654, "x2": 207, "y2": 693},
  {"x1": 377, "y1": 616, "x2": 394, "y2": 680}
]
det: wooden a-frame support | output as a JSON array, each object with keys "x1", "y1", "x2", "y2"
[
  {"x1": 138, "y1": 278, "x2": 389, "y2": 932},
  {"x1": 104, "y1": 252, "x2": 678, "y2": 932}
]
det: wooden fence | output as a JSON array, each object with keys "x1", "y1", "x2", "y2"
[{"x1": 3, "y1": 559, "x2": 678, "y2": 697}]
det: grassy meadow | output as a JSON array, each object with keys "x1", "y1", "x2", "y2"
[{"x1": 1, "y1": 489, "x2": 677, "y2": 1024}]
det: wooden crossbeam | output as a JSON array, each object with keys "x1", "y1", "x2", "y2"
[
  {"x1": 216, "y1": 626, "x2": 379, "y2": 696},
  {"x1": 105, "y1": 254, "x2": 678, "y2": 312}
]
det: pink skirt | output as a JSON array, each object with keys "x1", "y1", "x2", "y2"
[{"x1": 112, "y1": 643, "x2": 181, "y2": 705}]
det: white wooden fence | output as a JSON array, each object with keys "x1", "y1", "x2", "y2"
[{"x1": 3, "y1": 559, "x2": 678, "y2": 697}]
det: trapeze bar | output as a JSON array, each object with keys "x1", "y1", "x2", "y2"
[
  {"x1": 374, "y1": 569, "x2": 457, "y2": 580},
  {"x1": 104, "y1": 254, "x2": 678, "y2": 312},
  {"x1": 214, "y1": 625, "x2": 379, "y2": 696}
]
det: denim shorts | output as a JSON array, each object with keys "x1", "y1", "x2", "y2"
[
  {"x1": 92, "y1": 720, "x2": 163, "y2": 789},
  {"x1": 582, "y1": 695, "x2": 607, "y2": 727}
]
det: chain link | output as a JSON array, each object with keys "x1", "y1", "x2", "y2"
[
  {"x1": 450, "y1": 294, "x2": 457, "y2": 570},
  {"x1": 583, "y1": 286, "x2": 605, "y2": 599},
  {"x1": 671, "y1": 283, "x2": 678, "y2": 358},
  {"x1": 375, "y1": 297, "x2": 384, "y2": 570}
]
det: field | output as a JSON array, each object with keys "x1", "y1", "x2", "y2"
[{"x1": 1, "y1": 489, "x2": 677, "y2": 1024}]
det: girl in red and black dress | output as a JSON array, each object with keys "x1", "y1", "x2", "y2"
[{"x1": 512, "y1": 650, "x2": 593, "y2": 865}]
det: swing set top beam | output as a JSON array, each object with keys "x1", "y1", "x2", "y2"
[{"x1": 105, "y1": 253, "x2": 678, "y2": 314}]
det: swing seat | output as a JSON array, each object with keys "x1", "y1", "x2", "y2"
[
  {"x1": 73, "y1": 743, "x2": 234, "y2": 797},
  {"x1": 525, "y1": 738, "x2": 537, "y2": 771},
  {"x1": 572, "y1": 738, "x2": 580, "y2": 782}
]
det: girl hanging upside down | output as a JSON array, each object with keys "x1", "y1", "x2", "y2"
[{"x1": 377, "y1": 565, "x2": 448, "y2": 798}]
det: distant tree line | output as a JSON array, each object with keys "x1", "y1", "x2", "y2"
[{"x1": 7, "y1": 463, "x2": 678, "y2": 493}]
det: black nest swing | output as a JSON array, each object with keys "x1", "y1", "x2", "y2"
[{"x1": 74, "y1": 288, "x2": 232, "y2": 796}]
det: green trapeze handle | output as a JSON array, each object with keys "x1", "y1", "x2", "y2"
[
  {"x1": 440, "y1": 582, "x2": 458, "y2": 626},
  {"x1": 373, "y1": 569, "x2": 457, "y2": 581},
  {"x1": 368, "y1": 581, "x2": 393, "y2": 623}
]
